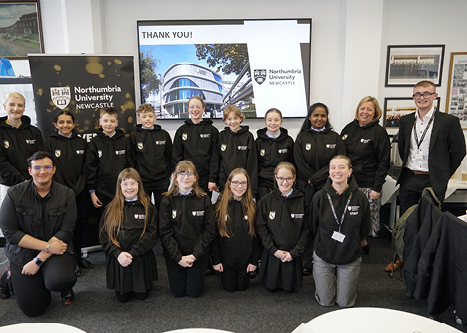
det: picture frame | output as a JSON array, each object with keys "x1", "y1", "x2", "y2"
[
  {"x1": 383, "y1": 97, "x2": 441, "y2": 135},
  {"x1": 445, "y1": 52, "x2": 467, "y2": 129},
  {"x1": 385, "y1": 45, "x2": 445, "y2": 87},
  {"x1": 0, "y1": 0, "x2": 44, "y2": 59}
]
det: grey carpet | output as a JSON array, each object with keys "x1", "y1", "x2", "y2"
[{"x1": 0, "y1": 236, "x2": 465, "y2": 333}]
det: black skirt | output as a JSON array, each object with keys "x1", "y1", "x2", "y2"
[
  {"x1": 259, "y1": 249, "x2": 303, "y2": 291},
  {"x1": 106, "y1": 251, "x2": 158, "y2": 294}
]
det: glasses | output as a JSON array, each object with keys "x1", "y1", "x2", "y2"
[
  {"x1": 177, "y1": 172, "x2": 195, "y2": 179},
  {"x1": 276, "y1": 177, "x2": 294, "y2": 183},
  {"x1": 412, "y1": 92, "x2": 436, "y2": 99},
  {"x1": 32, "y1": 165, "x2": 53, "y2": 170},
  {"x1": 230, "y1": 181, "x2": 247, "y2": 187}
]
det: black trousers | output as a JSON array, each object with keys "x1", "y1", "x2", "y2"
[
  {"x1": 165, "y1": 256, "x2": 209, "y2": 298},
  {"x1": 143, "y1": 179, "x2": 170, "y2": 212},
  {"x1": 10, "y1": 253, "x2": 77, "y2": 317},
  {"x1": 398, "y1": 169, "x2": 434, "y2": 215},
  {"x1": 220, "y1": 269, "x2": 250, "y2": 292},
  {"x1": 198, "y1": 174, "x2": 213, "y2": 198}
]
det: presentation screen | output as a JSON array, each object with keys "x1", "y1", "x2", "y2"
[{"x1": 137, "y1": 19, "x2": 311, "y2": 119}]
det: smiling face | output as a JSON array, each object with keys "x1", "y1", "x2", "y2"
[
  {"x1": 357, "y1": 102, "x2": 375, "y2": 127},
  {"x1": 275, "y1": 167, "x2": 295, "y2": 195},
  {"x1": 120, "y1": 178, "x2": 139, "y2": 200},
  {"x1": 28, "y1": 157, "x2": 56, "y2": 187},
  {"x1": 413, "y1": 85, "x2": 438, "y2": 113},
  {"x1": 225, "y1": 112, "x2": 242, "y2": 132},
  {"x1": 265, "y1": 111, "x2": 282, "y2": 136},
  {"x1": 137, "y1": 111, "x2": 156, "y2": 129},
  {"x1": 3, "y1": 97, "x2": 25, "y2": 122},
  {"x1": 176, "y1": 169, "x2": 196, "y2": 193},
  {"x1": 54, "y1": 114, "x2": 75, "y2": 137},
  {"x1": 99, "y1": 113, "x2": 118, "y2": 136},
  {"x1": 329, "y1": 158, "x2": 352, "y2": 186},
  {"x1": 309, "y1": 106, "x2": 328, "y2": 130},
  {"x1": 188, "y1": 98, "x2": 204, "y2": 124},
  {"x1": 229, "y1": 173, "x2": 248, "y2": 200}
]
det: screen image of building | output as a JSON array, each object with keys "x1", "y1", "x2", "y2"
[{"x1": 161, "y1": 63, "x2": 224, "y2": 118}]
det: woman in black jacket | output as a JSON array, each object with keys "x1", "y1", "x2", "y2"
[{"x1": 340, "y1": 97, "x2": 390, "y2": 241}]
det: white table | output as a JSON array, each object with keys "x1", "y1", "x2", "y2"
[
  {"x1": 0, "y1": 323, "x2": 86, "y2": 332},
  {"x1": 292, "y1": 307, "x2": 462, "y2": 333}
]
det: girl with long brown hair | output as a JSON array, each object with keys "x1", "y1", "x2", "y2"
[
  {"x1": 159, "y1": 161, "x2": 215, "y2": 298},
  {"x1": 211, "y1": 168, "x2": 261, "y2": 292},
  {"x1": 99, "y1": 168, "x2": 158, "y2": 303}
]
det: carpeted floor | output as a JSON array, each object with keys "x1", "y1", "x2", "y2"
[{"x1": 0, "y1": 235, "x2": 465, "y2": 333}]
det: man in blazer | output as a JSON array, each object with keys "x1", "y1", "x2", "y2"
[{"x1": 397, "y1": 80, "x2": 466, "y2": 215}]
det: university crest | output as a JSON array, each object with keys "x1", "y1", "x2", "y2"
[
  {"x1": 269, "y1": 211, "x2": 276, "y2": 220},
  {"x1": 3, "y1": 140, "x2": 9, "y2": 149},
  {"x1": 254, "y1": 69, "x2": 267, "y2": 85},
  {"x1": 50, "y1": 87, "x2": 71, "y2": 110},
  {"x1": 55, "y1": 149, "x2": 61, "y2": 158},
  {"x1": 306, "y1": 143, "x2": 311, "y2": 151},
  {"x1": 137, "y1": 142, "x2": 143, "y2": 150},
  {"x1": 221, "y1": 144, "x2": 227, "y2": 151},
  {"x1": 172, "y1": 210, "x2": 177, "y2": 219},
  {"x1": 98, "y1": 150, "x2": 103, "y2": 158},
  {"x1": 260, "y1": 149, "x2": 265, "y2": 156},
  {"x1": 182, "y1": 133, "x2": 188, "y2": 141},
  {"x1": 342, "y1": 134, "x2": 348, "y2": 140}
]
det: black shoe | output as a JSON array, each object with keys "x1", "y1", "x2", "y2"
[
  {"x1": 0, "y1": 266, "x2": 11, "y2": 299},
  {"x1": 60, "y1": 289, "x2": 74, "y2": 305},
  {"x1": 362, "y1": 244, "x2": 370, "y2": 254},
  {"x1": 302, "y1": 260, "x2": 313, "y2": 276},
  {"x1": 78, "y1": 259, "x2": 93, "y2": 269},
  {"x1": 75, "y1": 265, "x2": 82, "y2": 277},
  {"x1": 249, "y1": 268, "x2": 258, "y2": 279}
]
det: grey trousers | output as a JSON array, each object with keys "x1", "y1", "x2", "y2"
[{"x1": 312, "y1": 251, "x2": 362, "y2": 308}]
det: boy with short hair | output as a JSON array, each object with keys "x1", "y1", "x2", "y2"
[
  {"x1": 85, "y1": 107, "x2": 134, "y2": 209},
  {"x1": 130, "y1": 103, "x2": 172, "y2": 210}
]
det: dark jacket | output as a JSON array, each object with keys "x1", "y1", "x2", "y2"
[
  {"x1": 398, "y1": 111, "x2": 466, "y2": 199},
  {"x1": 159, "y1": 192, "x2": 215, "y2": 263},
  {"x1": 219, "y1": 126, "x2": 258, "y2": 196},
  {"x1": 210, "y1": 198, "x2": 262, "y2": 271},
  {"x1": 85, "y1": 129, "x2": 134, "y2": 203},
  {"x1": 311, "y1": 176, "x2": 370, "y2": 265},
  {"x1": 255, "y1": 127, "x2": 294, "y2": 188},
  {"x1": 0, "y1": 180, "x2": 76, "y2": 266},
  {"x1": 44, "y1": 131, "x2": 87, "y2": 195},
  {"x1": 99, "y1": 200, "x2": 158, "y2": 259},
  {"x1": 172, "y1": 119, "x2": 219, "y2": 181},
  {"x1": 256, "y1": 187, "x2": 309, "y2": 258},
  {"x1": 340, "y1": 119, "x2": 390, "y2": 192},
  {"x1": 130, "y1": 124, "x2": 172, "y2": 187},
  {"x1": 0, "y1": 115, "x2": 44, "y2": 186},
  {"x1": 294, "y1": 128, "x2": 345, "y2": 190}
]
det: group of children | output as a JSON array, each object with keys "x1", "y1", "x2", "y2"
[{"x1": 0, "y1": 92, "x2": 370, "y2": 308}]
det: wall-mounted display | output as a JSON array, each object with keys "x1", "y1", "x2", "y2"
[
  {"x1": 137, "y1": 19, "x2": 311, "y2": 119},
  {"x1": 445, "y1": 52, "x2": 467, "y2": 129},
  {"x1": 385, "y1": 45, "x2": 444, "y2": 87},
  {"x1": 0, "y1": 0, "x2": 44, "y2": 59},
  {"x1": 383, "y1": 97, "x2": 440, "y2": 135}
]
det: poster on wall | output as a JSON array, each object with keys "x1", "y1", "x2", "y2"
[
  {"x1": 28, "y1": 54, "x2": 135, "y2": 140},
  {"x1": 446, "y1": 52, "x2": 467, "y2": 129},
  {"x1": 137, "y1": 19, "x2": 311, "y2": 119}
]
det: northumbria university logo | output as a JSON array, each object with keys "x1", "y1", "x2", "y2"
[
  {"x1": 50, "y1": 87, "x2": 71, "y2": 110},
  {"x1": 254, "y1": 69, "x2": 266, "y2": 85}
]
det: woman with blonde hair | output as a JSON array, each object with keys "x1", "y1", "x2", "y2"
[
  {"x1": 340, "y1": 96, "x2": 390, "y2": 243},
  {"x1": 100, "y1": 168, "x2": 158, "y2": 302},
  {"x1": 159, "y1": 161, "x2": 215, "y2": 297},
  {"x1": 211, "y1": 168, "x2": 261, "y2": 292}
]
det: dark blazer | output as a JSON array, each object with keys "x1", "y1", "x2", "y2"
[{"x1": 397, "y1": 110, "x2": 466, "y2": 199}]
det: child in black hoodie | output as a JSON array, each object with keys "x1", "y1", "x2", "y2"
[{"x1": 311, "y1": 155, "x2": 370, "y2": 307}]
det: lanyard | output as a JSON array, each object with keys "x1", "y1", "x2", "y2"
[
  {"x1": 326, "y1": 192, "x2": 352, "y2": 232},
  {"x1": 413, "y1": 112, "x2": 435, "y2": 150}
]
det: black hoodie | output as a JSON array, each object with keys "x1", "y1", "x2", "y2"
[
  {"x1": 340, "y1": 119, "x2": 390, "y2": 192},
  {"x1": 85, "y1": 129, "x2": 133, "y2": 203},
  {"x1": 0, "y1": 115, "x2": 43, "y2": 186},
  {"x1": 172, "y1": 119, "x2": 219, "y2": 182},
  {"x1": 311, "y1": 176, "x2": 370, "y2": 265},
  {"x1": 256, "y1": 187, "x2": 310, "y2": 258},
  {"x1": 44, "y1": 131, "x2": 87, "y2": 195},
  {"x1": 255, "y1": 127, "x2": 294, "y2": 188},
  {"x1": 218, "y1": 126, "x2": 258, "y2": 196},
  {"x1": 130, "y1": 124, "x2": 172, "y2": 187}
]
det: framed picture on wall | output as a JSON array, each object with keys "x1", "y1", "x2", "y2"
[
  {"x1": 383, "y1": 97, "x2": 441, "y2": 135},
  {"x1": 445, "y1": 52, "x2": 467, "y2": 129},
  {"x1": 385, "y1": 45, "x2": 445, "y2": 87},
  {"x1": 0, "y1": 0, "x2": 44, "y2": 59}
]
